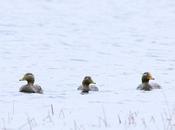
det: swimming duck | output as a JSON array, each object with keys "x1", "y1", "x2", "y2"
[
  {"x1": 137, "y1": 72, "x2": 161, "y2": 91},
  {"x1": 78, "y1": 76, "x2": 99, "y2": 93},
  {"x1": 19, "y1": 73, "x2": 43, "y2": 94}
]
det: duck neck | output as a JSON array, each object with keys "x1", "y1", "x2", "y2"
[
  {"x1": 142, "y1": 82, "x2": 149, "y2": 86},
  {"x1": 142, "y1": 80, "x2": 149, "y2": 84},
  {"x1": 82, "y1": 84, "x2": 90, "y2": 90},
  {"x1": 83, "y1": 84, "x2": 89, "y2": 87},
  {"x1": 27, "y1": 81, "x2": 34, "y2": 85},
  {"x1": 82, "y1": 80, "x2": 90, "y2": 87},
  {"x1": 142, "y1": 76, "x2": 149, "y2": 83}
]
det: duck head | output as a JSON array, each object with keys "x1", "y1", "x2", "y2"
[
  {"x1": 82, "y1": 76, "x2": 96, "y2": 86},
  {"x1": 142, "y1": 72, "x2": 155, "y2": 83},
  {"x1": 19, "y1": 73, "x2": 35, "y2": 84}
]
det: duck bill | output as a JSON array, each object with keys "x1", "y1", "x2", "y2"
[
  {"x1": 19, "y1": 77, "x2": 25, "y2": 81},
  {"x1": 150, "y1": 76, "x2": 155, "y2": 80},
  {"x1": 91, "y1": 80, "x2": 96, "y2": 84}
]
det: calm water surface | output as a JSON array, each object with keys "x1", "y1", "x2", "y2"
[{"x1": 0, "y1": 0, "x2": 175, "y2": 129}]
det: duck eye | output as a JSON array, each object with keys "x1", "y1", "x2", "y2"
[{"x1": 143, "y1": 73, "x2": 147, "y2": 76}]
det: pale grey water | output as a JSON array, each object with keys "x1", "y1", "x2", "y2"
[{"x1": 0, "y1": 0, "x2": 175, "y2": 129}]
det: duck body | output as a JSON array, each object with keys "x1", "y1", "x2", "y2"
[
  {"x1": 20, "y1": 84, "x2": 43, "y2": 94},
  {"x1": 78, "y1": 76, "x2": 99, "y2": 93},
  {"x1": 19, "y1": 73, "x2": 43, "y2": 94},
  {"x1": 78, "y1": 84, "x2": 99, "y2": 91},
  {"x1": 137, "y1": 72, "x2": 161, "y2": 91},
  {"x1": 137, "y1": 83, "x2": 153, "y2": 91}
]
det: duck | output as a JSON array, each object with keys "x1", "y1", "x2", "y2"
[
  {"x1": 78, "y1": 76, "x2": 99, "y2": 93},
  {"x1": 137, "y1": 72, "x2": 161, "y2": 91},
  {"x1": 19, "y1": 73, "x2": 43, "y2": 94}
]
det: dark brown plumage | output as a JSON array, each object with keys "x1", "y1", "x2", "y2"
[
  {"x1": 19, "y1": 73, "x2": 43, "y2": 94},
  {"x1": 77, "y1": 76, "x2": 99, "y2": 93},
  {"x1": 137, "y1": 72, "x2": 161, "y2": 91}
]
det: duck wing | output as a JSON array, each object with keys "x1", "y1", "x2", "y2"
[
  {"x1": 33, "y1": 85, "x2": 43, "y2": 94},
  {"x1": 150, "y1": 82, "x2": 161, "y2": 89},
  {"x1": 89, "y1": 84, "x2": 99, "y2": 91}
]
